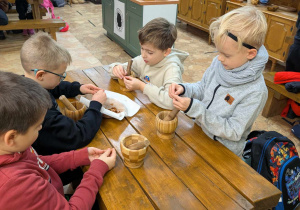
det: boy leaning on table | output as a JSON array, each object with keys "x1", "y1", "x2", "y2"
[
  {"x1": 169, "y1": 6, "x2": 269, "y2": 157},
  {"x1": 21, "y1": 31, "x2": 107, "y2": 187},
  {"x1": 108, "y1": 17, "x2": 189, "y2": 110},
  {"x1": 0, "y1": 71, "x2": 116, "y2": 209},
  {"x1": 21, "y1": 31, "x2": 106, "y2": 157}
]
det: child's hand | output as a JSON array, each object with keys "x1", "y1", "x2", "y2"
[
  {"x1": 113, "y1": 65, "x2": 126, "y2": 79},
  {"x1": 123, "y1": 76, "x2": 145, "y2": 91},
  {"x1": 80, "y1": 84, "x2": 101, "y2": 94},
  {"x1": 87, "y1": 147, "x2": 105, "y2": 162},
  {"x1": 169, "y1": 83, "x2": 184, "y2": 98},
  {"x1": 98, "y1": 148, "x2": 117, "y2": 170},
  {"x1": 172, "y1": 94, "x2": 191, "y2": 112},
  {"x1": 92, "y1": 89, "x2": 107, "y2": 104}
]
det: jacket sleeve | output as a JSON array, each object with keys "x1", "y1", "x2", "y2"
[
  {"x1": 49, "y1": 81, "x2": 82, "y2": 98},
  {"x1": 0, "y1": 160, "x2": 109, "y2": 210},
  {"x1": 181, "y1": 65, "x2": 212, "y2": 100},
  {"x1": 40, "y1": 148, "x2": 90, "y2": 174},
  {"x1": 143, "y1": 65, "x2": 182, "y2": 110},
  {"x1": 186, "y1": 91, "x2": 267, "y2": 141},
  {"x1": 108, "y1": 56, "x2": 143, "y2": 79},
  {"x1": 33, "y1": 101, "x2": 102, "y2": 155}
]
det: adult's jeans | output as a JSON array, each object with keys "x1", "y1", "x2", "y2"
[
  {"x1": 0, "y1": 9, "x2": 8, "y2": 25},
  {"x1": 0, "y1": 9, "x2": 8, "y2": 37}
]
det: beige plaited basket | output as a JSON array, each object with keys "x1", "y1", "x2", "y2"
[
  {"x1": 120, "y1": 134, "x2": 149, "y2": 168},
  {"x1": 155, "y1": 111, "x2": 178, "y2": 140}
]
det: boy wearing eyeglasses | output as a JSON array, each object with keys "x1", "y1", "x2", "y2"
[
  {"x1": 169, "y1": 6, "x2": 268, "y2": 157},
  {"x1": 21, "y1": 32, "x2": 107, "y2": 185}
]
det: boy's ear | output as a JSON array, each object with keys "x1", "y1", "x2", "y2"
[
  {"x1": 247, "y1": 49, "x2": 257, "y2": 60},
  {"x1": 35, "y1": 71, "x2": 45, "y2": 81},
  {"x1": 164, "y1": 48, "x2": 172, "y2": 57},
  {"x1": 3, "y1": 130, "x2": 17, "y2": 147}
]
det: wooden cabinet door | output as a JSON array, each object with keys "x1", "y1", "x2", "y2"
[
  {"x1": 102, "y1": 0, "x2": 114, "y2": 34},
  {"x1": 178, "y1": 0, "x2": 191, "y2": 17},
  {"x1": 265, "y1": 15, "x2": 295, "y2": 62},
  {"x1": 190, "y1": 0, "x2": 203, "y2": 23},
  {"x1": 202, "y1": 0, "x2": 222, "y2": 29},
  {"x1": 225, "y1": 2, "x2": 239, "y2": 13}
]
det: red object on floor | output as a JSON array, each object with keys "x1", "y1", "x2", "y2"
[
  {"x1": 56, "y1": 17, "x2": 69, "y2": 32},
  {"x1": 281, "y1": 99, "x2": 300, "y2": 117},
  {"x1": 274, "y1": 72, "x2": 300, "y2": 84}
]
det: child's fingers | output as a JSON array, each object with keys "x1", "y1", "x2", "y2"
[
  {"x1": 102, "y1": 148, "x2": 112, "y2": 157},
  {"x1": 110, "y1": 148, "x2": 116, "y2": 158}
]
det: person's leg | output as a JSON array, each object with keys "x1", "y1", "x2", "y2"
[
  {"x1": 0, "y1": 9, "x2": 8, "y2": 40},
  {"x1": 15, "y1": 0, "x2": 29, "y2": 35},
  {"x1": 15, "y1": 0, "x2": 28, "y2": 20}
]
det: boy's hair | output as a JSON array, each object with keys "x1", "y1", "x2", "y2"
[
  {"x1": 0, "y1": 71, "x2": 52, "y2": 135},
  {"x1": 138, "y1": 17, "x2": 177, "y2": 50},
  {"x1": 209, "y1": 6, "x2": 267, "y2": 50},
  {"x1": 20, "y1": 32, "x2": 72, "y2": 72}
]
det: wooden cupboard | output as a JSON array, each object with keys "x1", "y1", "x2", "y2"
[
  {"x1": 225, "y1": 1, "x2": 298, "y2": 71},
  {"x1": 177, "y1": 0, "x2": 227, "y2": 33}
]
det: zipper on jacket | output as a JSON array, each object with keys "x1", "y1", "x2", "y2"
[{"x1": 206, "y1": 84, "x2": 221, "y2": 109}]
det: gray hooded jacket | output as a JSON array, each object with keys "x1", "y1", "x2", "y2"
[{"x1": 181, "y1": 46, "x2": 269, "y2": 156}]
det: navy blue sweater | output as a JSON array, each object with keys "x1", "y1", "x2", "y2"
[{"x1": 32, "y1": 81, "x2": 103, "y2": 155}]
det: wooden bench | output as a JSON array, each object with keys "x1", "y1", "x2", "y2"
[
  {"x1": 0, "y1": 19, "x2": 65, "y2": 40},
  {"x1": 262, "y1": 72, "x2": 300, "y2": 118}
]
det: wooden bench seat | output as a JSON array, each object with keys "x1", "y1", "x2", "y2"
[
  {"x1": 0, "y1": 19, "x2": 65, "y2": 40},
  {"x1": 262, "y1": 72, "x2": 300, "y2": 117}
]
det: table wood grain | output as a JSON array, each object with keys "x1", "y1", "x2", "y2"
[{"x1": 61, "y1": 67, "x2": 281, "y2": 210}]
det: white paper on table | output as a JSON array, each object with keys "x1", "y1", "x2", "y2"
[{"x1": 79, "y1": 91, "x2": 140, "y2": 120}]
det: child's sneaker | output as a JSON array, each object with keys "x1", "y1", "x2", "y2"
[
  {"x1": 28, "y1": 29, "x2": 35, "y2": 35},
  {"x1": 22, "y1": 29, "x2": 28, "y2": 36}
]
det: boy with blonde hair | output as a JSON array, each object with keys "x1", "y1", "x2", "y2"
[
  {"x1": 0, "y1": 71, "x2": 116, "y2": 209},
  {"x1": 169, "y1": 6, "x2": 268, "y2": 156},
  {"x1": 21, "y1": 32, "x2": 107, "y2": 185},
  {"x1": 21, "y1": 32, "x2": 106, "y2": 157},
  {"x1": 109, "y1": 17, "x2": 189, "y2": 109}
]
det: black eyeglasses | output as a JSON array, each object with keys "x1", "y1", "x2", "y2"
[{"x1": 31, "y1": 69, "x2": 67, "y2": 81}]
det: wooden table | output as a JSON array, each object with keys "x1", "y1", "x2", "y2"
[{"x1": 63, "y1": 67, "x2": 281, "y2": 210}]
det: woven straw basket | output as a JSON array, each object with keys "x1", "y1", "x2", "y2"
[
  {"x1": 156, "y1": 111, "x2": 178, "y2": 139},
  {"x1": 64, "y1": 101, "x2": 87, "y2": 121},
  {"x1": 120, "y1": 134, "x2": 149, "y2": 168}
]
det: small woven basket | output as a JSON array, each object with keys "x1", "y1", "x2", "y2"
[
  {"x1": 156, "y1": 111, "x2": 178, "y2": 139},
  {"x1": 120, "y1": 134, "x2": 149, "y2": 168},
  {"x1": 64, "y1": 101, "x2": 87, "y2": 121}
]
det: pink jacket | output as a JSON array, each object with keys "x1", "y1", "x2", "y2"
[{"x1": 0, "y1": 147, "x2": 109, "y2": 209}]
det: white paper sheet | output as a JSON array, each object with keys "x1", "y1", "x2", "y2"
[{"x1": 79, "y1": 90, "x2": 140, "y2": 120}]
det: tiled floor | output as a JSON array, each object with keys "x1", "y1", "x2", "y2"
[{"x1": 1, "y1": 2, "x2": 299, "y2": 151}]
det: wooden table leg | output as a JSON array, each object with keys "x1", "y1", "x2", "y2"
[
  {"x1": 270, "y1": 58, "x2": 277, "y2": 72},
  {"x1": 262, "y1": 87, "x2": 287, "y2": 118},
  {"x1": 208, "y1": 35, "x2": 211, "y2": 45},
  {"x1": 49, "y1": 28, "x2": 57, "y2": 41}
]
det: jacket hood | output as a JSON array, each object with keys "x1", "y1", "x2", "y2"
[
  {"x1": 153, "y1": 48, "x2": 189, "y2": 73},
  {"x1": 0, "y1": 152, "x2": 23, "y2": 166}
]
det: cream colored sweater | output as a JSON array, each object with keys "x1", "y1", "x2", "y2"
[{"x1": 108, "y1": 49, "x2": 189, "y2": 109}]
